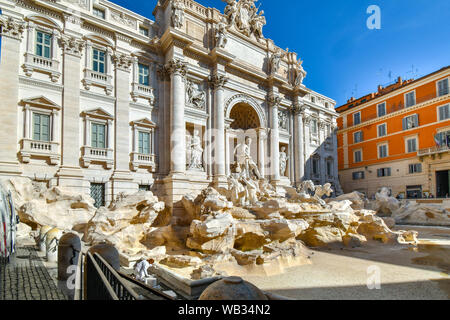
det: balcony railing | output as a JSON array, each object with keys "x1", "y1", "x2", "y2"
[
  {"x1": 131, "y1": 83, "x2": 155, "y2": 105},
  {"x1": 20, "y1": 139, "x2": 60, "y2": 165},
  {"x1": 339, "y1": 92, "x2": 448, "y2": 130},
  {"x1": 418, "y1": 145, "x2": 450, "y2": 157},
  {"x1": 82, "y1": 146, "x2": 114, "y2": 169},
  {"x1": 23, "y1": 52, "x2": 61, "y2": 82},
  {"x1": 131, "y1": 152, "x2": 156, "y2": 172},
  {"x1": 83, "y1": 69, "x2": 113, "y2": 95}
]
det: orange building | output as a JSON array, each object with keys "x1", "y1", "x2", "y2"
[{"x1": 336, "y1": 66, "x2": 450, "y2": 199}]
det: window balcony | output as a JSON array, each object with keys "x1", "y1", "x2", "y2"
[
  {"x1": 81, "y1": 146, "x2": 114, "y2": 169},
  {"x1": 130, "y1": 152, "x2": 156, "y2": 172},
  {"x1": 19, "y1": 139, "x2": 60, "y2": 165},
  {"x1": 23, "y1": 53, "x2": 61, "y2": 82},
  {"x1": 82, "y1": 69, "x2": 113, "y2": 95},
  {"x1": 131, "y1": 83, "x2": 155, "y2": 105}
]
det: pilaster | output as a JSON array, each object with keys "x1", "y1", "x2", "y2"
[{"x1": 0, "y1": 16, "x2": 25, "y2": 176}]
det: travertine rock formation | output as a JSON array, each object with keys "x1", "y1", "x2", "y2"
[
  {"x1": 391, "y1": 201, "x2": 450, "y2": 226},
  {"x1": 3, "y1": 177, "x2": 96, "y2": 231}
]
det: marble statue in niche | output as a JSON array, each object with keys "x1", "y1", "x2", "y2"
[
  {"x1": 279, "y1": 146, "x2": 289, "y2": 177},
  {"x1": 187, "y1": 129, "x2": 204, "y2": 170}
]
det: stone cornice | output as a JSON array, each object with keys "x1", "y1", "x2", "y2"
[
  {"x1": 159, "y1": 28, "x2": 194, "y2": 53},
  {"x1": 19, "y1": 76, "x2": 63, "y2": 92}
]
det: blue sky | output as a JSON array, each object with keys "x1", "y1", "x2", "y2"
[{"x1": 82, "y1": 1, "x2": 450, "y2": 106}]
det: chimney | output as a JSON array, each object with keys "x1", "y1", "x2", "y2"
[
  {"x1": 397, "y1": 76, "x2": 402, "y2": 84},
  {"x1": 378, "y1": 85, "x2": 383, "y2": 93}
]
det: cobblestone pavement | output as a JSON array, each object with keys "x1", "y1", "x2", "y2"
[{"x1": 0, "y1": 246, "x2": 67, "y2": 300}]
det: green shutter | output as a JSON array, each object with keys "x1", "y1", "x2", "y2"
[
  {"x1": 33, "y1": 114, "x2": 41, "y2": 141},
  {"x1": 41, "y1": 115, "x2": 50, "y2": 142},
  {"x1": 91, "y1": 123, "x2": 97, "y2": 148},
  {"x1": 138, "y1": 131, "x2": 143, "y2": 154}
]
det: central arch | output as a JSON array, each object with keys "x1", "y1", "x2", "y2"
[
  {"x1": 225, "y1": 95, "x2": 268, "y2": 178},
  {"x1": 225, "y1": 93, "x2": 267, "y2": 128}
]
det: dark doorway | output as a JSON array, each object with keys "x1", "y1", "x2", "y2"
[{"x1": 436, "y1": 170, "x2": 450, "y2": 198}]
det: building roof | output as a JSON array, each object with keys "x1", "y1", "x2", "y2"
[{"x1": 336, "y1": 65, "x2": 450, "y2": 114}]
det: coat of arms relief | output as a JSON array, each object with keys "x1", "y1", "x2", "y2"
[{"x1": 222, "y1": 0, "x2": 266, "y2": 41}]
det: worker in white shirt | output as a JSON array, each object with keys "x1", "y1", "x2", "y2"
[{"x1": 134, "y1": 258, "x2": 154, "y2": 282}]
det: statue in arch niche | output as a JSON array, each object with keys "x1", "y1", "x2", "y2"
[
  {"x1": 234, "y1": 136, "x2": 262, "y2": 180},
  {"x1": 187, "y1": 129, "x2": 204, "y2": 170},
  {"x1": 279, "y1": 146, "x2": 289, "y2": 177}
]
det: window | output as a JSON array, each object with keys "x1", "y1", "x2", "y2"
[
  {"x1": 354, "y1": 131, "x2": 363, "y2": 143},
  {"x1": 402, "y1": 114, "x2": 419, "y2": 130},
  {"x1": 406, "y1": 138, "x2": 417, "y2": 153},
  {"x1": 377, "y1": 168, "x2": 391, "y2": 177},
  {"x1": 378, "y1": 144, "x2": 388, "y2": 159},
  {"x1": 93, "y1": 7, "x2": 106, "y2": 19},
  {"x1": 438, "y1": 104, "x2": 450, "y2": 121},
  {"x1": 377, "y1": 102, "x2": 386, "y2": 117},
  {"x1": 409, "y1": 164, "x2": 422, "y2": 174},
  {"x1": 33, "y1": 113, "x2": 50, "y2": 142},
  {"x1": 405, "y1": 91, "x2": 416, "y2": 108},
  {"x1": 326, "y1": 159, "x2": 333, "y2": 176},
  {"x1": 311, "y1": 96, "x2": 316, "y2": 103},
  {"x1": 138, "y1": 131, "x2": 150, "y2": 155},
  {"x1": 138, "y1": 64, "x2": 150, "y2": 86},
  {"x1": 378, "y1": 123, "x2": 387, "y2": 137},
  {"x1": 353, "y1": 112, "x2": 361, "y2": 125},
  {"x1": 352, "y1": 171, "x2": 365, "y2": 180},
  {"x1": 93, "y1": 49, "x2": 106, "y2": 74},
  {"x1": 139, "y1": 27, "x2": 149, "y2": 37},
  {"x1": 311, "y1": 119, "x2": 318, "y2": 135},
  {"x1": 36, "y1": 31, "x2": 52, "y2": 59},
  {"x1": 91, "y1": 123, "x2": 106, "y2": 149},
  {"x1": 90, "y1": 183, "x2": 105, "y2": 208},
  {"x1": 354, "y1": 150, "x2": 362, "y2": 163},
  {"x1": 435, "y1": 131, "x2": 450, "y2": 148},
  {"x1": 437, "y1": 78, "x2": 449, "y2": 97},
  {"x1": 312, "y1": 158, "x2": 320, "y2": 176},
  {"x1": 139, "y1": 185, "x2": 151, "y2": 192}
]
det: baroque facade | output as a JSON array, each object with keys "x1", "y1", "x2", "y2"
[{"x1": 0, "y1": 0, "x2": 341, "y2": 208}]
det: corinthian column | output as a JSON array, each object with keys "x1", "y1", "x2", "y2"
[
  {"x1": 269, "y1": 95, "x2": 282, "y2": 183},
  {"x1": 166, "y1": 59, "x2": 187, "y2": 175},
  {"x1": 293, "y1": 103, "x2": 306, "y2": 185},
  {"x1": 210, "y1": 74, "x2": 229, "y2": 182}
]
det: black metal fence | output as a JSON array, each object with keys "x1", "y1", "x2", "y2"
[{"x1": 85, "y1": 252, "x2": 140, "y2": 300}]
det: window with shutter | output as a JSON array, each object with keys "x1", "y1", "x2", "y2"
[
  {"x1": 378, "y1": 124, "x2": 386, "y2": 137},
  {"x1": 353, "y1": 112, "x2": 361, "y2": 125},
  {"x1": 33, "y1": 113, "x2": 50, "y2": 142},
  {"x1": 407, "y1": 138, "x2": 417, "y2": 153},
  {"x1": 405, "y1": 92, "x2": 416, "y2": 108},
  {"x1": 138, "y1": 131, "x2": 150, "y2": 155},
  {"x1": 438, "y1": 104, "x2": 450, "y2": 121},
  {"x1": 377, "y1": 103, "x2": 386, "y2": 117},
  {"x1": 91, "y1": 123, "x2": 106, "y2": 148},
  {"x1": 438, "y1": 79, "x2": 449, "y2": 97}
]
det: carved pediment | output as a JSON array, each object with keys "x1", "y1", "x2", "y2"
[
  {"x1": 81, "y1": 108, "x2": 114, "y2": 120},
  {"x1": 130, "y1": 118, "x2": 156, "y2": 128},
  {"x1": 22, "y1": 96, "x2": 61, "y2": 110},
  {"x1": 222, "y1": 0, "x2": 266, "y2": 41}
]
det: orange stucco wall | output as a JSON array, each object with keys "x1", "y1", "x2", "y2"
[{"x1": 337, "y1": 72, "x2": 450, "y2": 170}]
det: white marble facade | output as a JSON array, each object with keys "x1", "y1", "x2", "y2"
[{"x1": 0, "y1": 0, "x2": 341, "y2": 206}]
